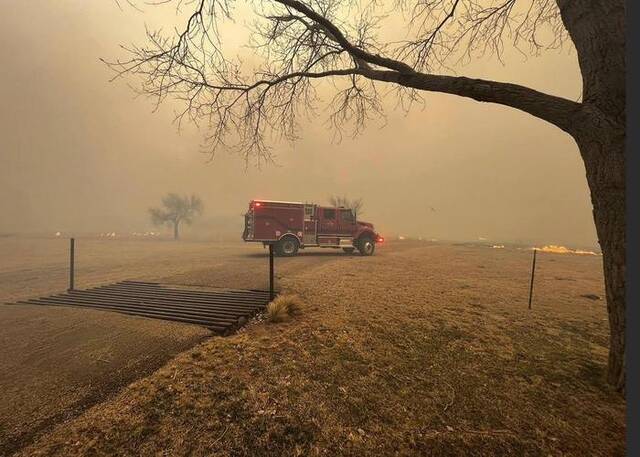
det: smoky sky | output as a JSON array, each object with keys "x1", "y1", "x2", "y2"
[{"x1": 0, "y1": 1, "x2": 597, "y2": 247}]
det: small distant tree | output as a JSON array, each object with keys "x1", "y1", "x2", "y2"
[
  {"x1": 329, "y1": 195, "x2": 364, "y2": 216},
  {"x1": 149, "y1": 193, "x2": 204, "y2": 240}
]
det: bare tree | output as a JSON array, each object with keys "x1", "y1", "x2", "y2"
[
  {"x1": 110, "y1": 0, "x2": 625, "y2": 390},
  {"x1": 329, "y1": 195, "x2": 364, "y2": 215},
  {"x1": 149, "y1": 193, "x2": 204, "y2": 240}
]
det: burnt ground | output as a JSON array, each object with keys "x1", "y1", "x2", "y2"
[{"x1": 4, "y1": 239, "x2": 625, "y2": 457}]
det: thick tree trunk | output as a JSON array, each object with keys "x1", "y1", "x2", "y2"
[
  {"x1": 557, "y1": 0, "x2": 625, "y2": 391},
  {"x1": 174, "y1": 221, "x2": 180, "y2": 240},
  {"x1": 576, "y1": 125, "x2": 626, "y2": 391}
]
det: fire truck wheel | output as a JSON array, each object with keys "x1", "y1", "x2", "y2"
[
  {"x1": 277, "y1": 237, "x2": 299, "y2": 256},
  {"x1": 357, "y1": 236, "x2": 375, "y2": 256}
]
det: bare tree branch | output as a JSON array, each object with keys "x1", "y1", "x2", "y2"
[{"x1": 107, "y1": 0, "x2": 577, "y2": 160}]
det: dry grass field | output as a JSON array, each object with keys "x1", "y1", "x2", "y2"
[{"x1": 1, "y1": 237, "x2": 624, "y2": 456}]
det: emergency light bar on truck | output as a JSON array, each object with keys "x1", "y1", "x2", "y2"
[{"x1": 242, "y1": 199, "x2": 382, "y2": 256}]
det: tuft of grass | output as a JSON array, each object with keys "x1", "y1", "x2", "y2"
[{"x1": 265, "y1": 294, "x2": 303, "y2": 323}]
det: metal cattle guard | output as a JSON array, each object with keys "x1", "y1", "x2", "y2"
[
  {"x1": 8, "y1": 238, "x2": 278, "y2": 334},
  {"x1": 16, "y1": 281, "x2": 271, "y2": 335}
]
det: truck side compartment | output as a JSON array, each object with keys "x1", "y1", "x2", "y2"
[{"x1": 251, "y1": 202, "x2": 304, "y2": 242}]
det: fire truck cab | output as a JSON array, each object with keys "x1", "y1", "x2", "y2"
[{"x1": 242, "y1": 200, "x2": 383, "y2": 256}]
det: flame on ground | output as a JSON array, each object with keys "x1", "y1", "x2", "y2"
[{"x1": 535, "y1": 245, "x2": 600, "y2": 256}]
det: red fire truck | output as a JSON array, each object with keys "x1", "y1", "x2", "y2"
[{"x1": 242, "y1": 200, "x2": 383, "y2": 256}]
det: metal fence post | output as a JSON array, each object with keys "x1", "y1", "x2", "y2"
[
  {"x1": 528, "y1": 248, "x2": 537, "y2": 309},
  {"x1": 68, "y1": 237, "x2": 75, "y2": 291},
  {"x1": 269, "y1": 244, "x2": 274, "y2": 301}
]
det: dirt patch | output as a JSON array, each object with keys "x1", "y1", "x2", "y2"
[{"x1": 16, "y1": 243, "x2": 624, "y2": 456}]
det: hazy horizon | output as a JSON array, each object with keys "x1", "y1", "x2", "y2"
[{"x1": 0, "y1": 1, "x2": 598, "y2": 249}]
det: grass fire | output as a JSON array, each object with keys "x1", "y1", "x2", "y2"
[{"x1": 0, "y1": 0, "x2": 629, "y2": 456}]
